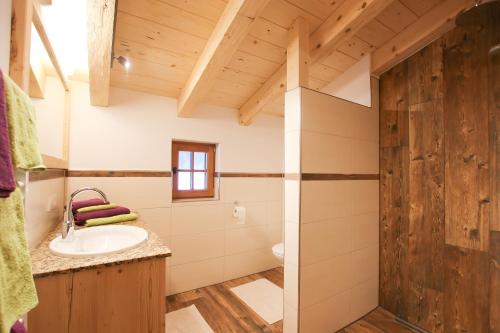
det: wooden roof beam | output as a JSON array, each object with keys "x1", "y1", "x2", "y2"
[
  {"x1": 87, "y1": 0, "x2": 116, "y2": 106},
  {"x1": 372, "y1": 0, "x2": 476, "y2": 75},
  {"x1": 239, "y1": 0, "x2": 394, "y2": 125},
  {"x1": 177, "y1": 0, "x2": 270, "y2": 117}
]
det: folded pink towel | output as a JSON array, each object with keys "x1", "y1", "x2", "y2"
[
  {"x1": 75, "y1": 206, "x2": 131, "y2": 225},
  {"x1": 0, "y1": 70, "x2": 16, "y2": 198},
  {"x1": 10, "y1": 320, "x2": 27, "y2": 333},
  {"x1": 71, "y1": 198, "x2": 107, "y2": 213}
]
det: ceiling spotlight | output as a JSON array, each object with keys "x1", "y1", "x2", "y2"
[{"x1": 115, "y1": 56, "x2": 131, "y2": 70}]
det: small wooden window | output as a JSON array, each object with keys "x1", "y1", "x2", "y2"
[{"x1": 172, "y1": 141, "x2": 216, "y2": 199}]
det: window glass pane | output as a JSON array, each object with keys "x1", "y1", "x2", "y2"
[
  {"x1": 193, "y1": 172, "x2": 207, "y2": 190},
  {"x1": 194, "y1": 152, "x2": 207, "y2": 170},
  {"x1": 178, "y1": 151, "x2": 191, "y2": 170},
  {"x1": 177, "y1": 171, "x2": 191, "y2": 190}
]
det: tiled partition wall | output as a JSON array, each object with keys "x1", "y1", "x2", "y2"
[
  {"x1": 66, "y1": 175, "x2": 283, "y2": 295},
  {"x1": 284, "y1": 85, "x2": 379, "y2": 332}
]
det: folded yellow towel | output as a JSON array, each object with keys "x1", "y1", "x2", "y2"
[
  {"x1": 0, "y1": 73, "x2": 44, "y2": 333},
  {"x1": 76, "y1": 203, "x2": 118, "y2": 213},
  {"x1": 86, "y1": 212, "x2": 139, "y2": 227}
]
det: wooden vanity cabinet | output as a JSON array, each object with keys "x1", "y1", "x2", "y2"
[{"x1": 28, "y1": 257, "x2": 165, "y2": 333}]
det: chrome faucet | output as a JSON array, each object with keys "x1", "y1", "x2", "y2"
[{"x1": 62, "y1": 187, "x2": 108, "y2": 240}]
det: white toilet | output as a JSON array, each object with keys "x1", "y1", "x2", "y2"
[{"x1": 272, "y1": 242, "x2": 284, "y2": 261}]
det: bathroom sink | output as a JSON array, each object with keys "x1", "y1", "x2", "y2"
[{"x1": 49, "y1": 225, "x2": 148, "y2": 258}]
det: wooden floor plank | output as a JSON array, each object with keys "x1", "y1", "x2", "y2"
[{"x1": 166, "y1": 267, "x2": 283, "y2": 333}]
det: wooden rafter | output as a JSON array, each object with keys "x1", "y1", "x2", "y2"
[
  {"x1": 372, "y1": 0, "x2": 476, "y2": 75},
  {"x1": 32, "y1": 1, "x2": 69, "y2": 91},
  {"x1": 87, "y1": 0, "x2": 116, "y2": 106},
  {"x1": 177, "y1": 0, "x2": 270, "y2": 117},
  {"x1": 239, "y1": 0, "x2": 393, "y2": 125},
  {"x1": 287, "y1": 17, "x2": 310, "y2": 91},
  {"x1": 9, "y1": 0, "x2": 33, "y2": 92}
]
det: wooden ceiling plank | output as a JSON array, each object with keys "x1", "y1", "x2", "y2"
[
  {"x1": 374, "y1": 0, "x2": 418, "y2": 33},
  {"x1": 372, "y1": 0, "x2": 475, "y2": 75},
  {"x1": 356, "y1": 19, "x2": 396, "y2": 48},
  {"x1": 117, "y1": 0, "x2": 216, "y2": 40},
  {"x1": 285, "y1": 0, "x2": 346, "y2": 21},
  {"x1": 239, "y1": 0, "x2": 394, "y2": 125},
  {"x1": 337, "y1": 36, "x2": 375, "y2": 60},
  {"x1": 239, "y1": 35, "x2": 286, "y2": 64},
  {"x1": 87, "y1": 0, "x2": 116, "y2": 106},
  {"x1": 158, "y1": 0, "x2": 227, "y2": 23},
  {"x1": 399, "y1": 0, "x2": 442, "y2": 17},
  {"x1": 250, "y1": 18, "x2": 289, "y2": 48},
  {"x1": 321, "y1": 50, "x2": 358, "y2": 71},
  {"x1": 9, "y1": 0, "x2": 33, "y2": 92},
  {"x1": 260, "y1": 0, "x2": 323, "y2": 31},
  {"x1": 177, "y1": 0, "x2": 271, "y2": 117},
  {"x1": 115, "y1": 12, "x2": 207, "y2": 59},
  {"x1": 287, "y1": 16, "x2": 310, "y2": 90},
  {"x1": 227, "y1": 50, "x2": 281, "y2": 79}
]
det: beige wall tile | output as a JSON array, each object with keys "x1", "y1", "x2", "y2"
[
  {"x1": 285, "y1": 130, "x2": 301, "y2": 174},
  {"x1": 301, "y1": 88, "x2": 355, "y2": 138},
  {"x1": 351, "y1": 244, "x2": 379, "y2": 286},
  {"x1": 169, "y1": 257, "x2": 224, "y2": 295},
  {"x1": 301, "y1": 181, "x2": 352, "y2": 223},
  {"x1": 285, "y1": 88, "x2": 301, "y2": 133},
  {"x1": 267, "y1": 200, "x2": 283, "y2": 225},
  {"x1": 67, "y1": 177, "x2": 172, "y2": 209},
  {"x1": 170, "y1": 231, "x2": 224, "y2": 265},
  {"x1": 171, "y1": 203, "x2": 225, "y2": 235},
  {"x1": 225, "y1": 201, "x2": 267, "y2": 229},
  {"x1": 301, "y1": 131, "x2": 352, "y2": 174},
  {"x1": 266, "y1": 178, "x2": 284, "y2": 201},
  {"x1": 284, "y1": 261, "x2": 299, "y2": 309},
  {"x1": 351, "y1": 180, "x2": 379, "y2": 215},
  {"x1": 225, "y1": 225, "x2": 269, "y2": 255},
  {"x1": 351, "y1": 213, "x2": 379, "y2": 251},
  {"x1": 219, "y1": 178, "x2": 269, "y2": 203},
  {"x1": 284, "y1": 180, "x2": 300, "y2": 224},
  {"x1": 283, "y1": 301, "x2": 298, "y2": 333},
  {"x1": 136, "y1": 207, "x2": 172, "y2": 244},
  {"x1": 299, "y1": 289, "x2": 352, "y2": 333},
  {"x1": 351, "y1": 139, "x2": 379, "y2": 174},
  {"x1": 300, "y1": 217, "x2": 352, "y2": 266},
  {"x1": 284, "y1": 221, "x2": 299, "y2": 265},
  {"x1": 223, "y1": 249, "x2": 280, "y2": 281},
  {"x1": 300, "y1": 253, "x2": 352, "y2": 308},
  {"x1": 350, "y1": 278, "x2": 378, "y2": 323},
  {"x1": 351, "y1": 107, "x2": 379, "y2": 143},
  {"x1": 25, "y1": 177, "x2": 65, "y2": 249}
]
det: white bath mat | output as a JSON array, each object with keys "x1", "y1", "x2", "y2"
[
  {"x1": 230, "y1": 278, "x2": 284, "y2": 325},
  {"x1": 165, "y1": 305, "x2": 214, "y2": 333}
]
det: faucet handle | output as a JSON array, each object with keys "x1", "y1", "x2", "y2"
[{"x1": 61, "y1": 220, "x2": 75, "y2": 242}]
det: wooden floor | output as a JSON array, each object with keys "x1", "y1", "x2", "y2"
[
  {"x1": 166, "y1": 267, "x2": 284, "y2": 333},
  {"x1": 166, "y1": 268, "x2": 418, "y2": 333},
  {"x1": 340, "y1": 308, "x2": 420, "y2": 333}
]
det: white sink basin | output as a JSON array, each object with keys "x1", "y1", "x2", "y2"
[{"x1": 49, "y1": 225, "x2": 148, "y2": 258}]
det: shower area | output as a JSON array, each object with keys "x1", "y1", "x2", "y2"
[{"x1": 379, "y1": 2, "x2": 499, "y2": 332}]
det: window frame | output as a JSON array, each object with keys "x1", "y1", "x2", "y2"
[{"x1": 172, "y1": 141, "x2": 216, "y2": 200}]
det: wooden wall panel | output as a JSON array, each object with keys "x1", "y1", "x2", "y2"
[
  {"x1": 443, "y1": 6, "x2": 494, "y2": 251},
  {"x1": 490, "y1": 231, "x2": 500, "y2": 332},
  {"x1": 379, "y1": 3, "x2": 499, "y2": 332},
  {"x1": 444, "y1": 245, "x2": 490, "y2": 333},
  {"x1": 379, "y1": 60, "x2": 409, "y2": 319}
]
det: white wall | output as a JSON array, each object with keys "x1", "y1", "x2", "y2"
[
  {"x1": 32, "y1": 76, "x2": 66, "y2": 158},
  {"x1": 69, "y1": 80, "x2": 284, "y2": 173},
  {"x1": 0, "y1": 0, "x2": 11, "y2": 72},
  {"x1": 321, "y1": 55, "x2": 372, "y2": 107}
]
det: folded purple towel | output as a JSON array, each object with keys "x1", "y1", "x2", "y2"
[
  {"x1": 0, "y1": 70, "x2": 16, "y2": 198},
  {"x1": 10, "y1": 320, "x2": 27, "y2": 333},
  {"x1": 75, "y1": 206, "x2": 130, "y2": 224},
  {"x1": 71, "y1": 198, "x2": 107, "y2": 213}
]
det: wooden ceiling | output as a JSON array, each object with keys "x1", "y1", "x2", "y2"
[{"x1": 106, "y1": 0, "x2": 466, "y2": 120}]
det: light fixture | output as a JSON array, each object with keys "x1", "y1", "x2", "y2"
[{"x1": 114, "y1": 55, "x2": 131, "y2": 70}]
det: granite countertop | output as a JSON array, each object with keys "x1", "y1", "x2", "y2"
[{"x1": 30, "y1": 220, "x2": 172, "y2": 278}]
